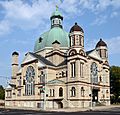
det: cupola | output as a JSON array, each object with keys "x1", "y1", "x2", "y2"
[
  {"x1": 96, "y1": 38, "x2": 108, "y2": 59},
  {"x1": 96, "y1": 38, "x2": 107, "y2": 48},
  {"x1": 50, "y1": 6, "x2": 63, "y2": 29},
  {"x1": 70, "y1": 22, "x2": 84, "y2": 33},
  {"x1": 69, "y1": 22, "x2": 84, "y2": 48}
]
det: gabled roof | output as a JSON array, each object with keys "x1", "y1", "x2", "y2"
[
  {"x1": 86, "y1": 50, "x2": 94, "y2": 55},
  {"x1": 57, "y1": 60, "x2": 67, "y2": 67},
  {"x1": 29, "y1": 52, "x2": 55, "y2": 66},
  {"x1": 6, "y1": 85, "x2": 12, "y2": 89},
  {"x1": 86, "y1": 49, "x2": 102, "y2": 61},
  {"x1": 21, "y1": 52, "x2": 67, "y2": 67},
  {"x1": 30, "y1": 52, "x2": 67, "y2": 67}
]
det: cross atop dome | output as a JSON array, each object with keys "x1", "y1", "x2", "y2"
[{"x1": 56, "y1": 4, "x2": 59, "y2": 11}]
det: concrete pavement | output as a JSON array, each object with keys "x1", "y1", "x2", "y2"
[
  {"x1": 47, "y1": 105, "x2": 120, "y2": 112},
  {"x1": 0, "y1": 105, "x2": 120, "y2": 112}
]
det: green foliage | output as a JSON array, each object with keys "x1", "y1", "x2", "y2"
[
  {"x1": 0, "y1": 85, "x2": 5, "y2": 100},
  {"x1": 110, "y1": 66, "x2": 120, "y2": 103}
]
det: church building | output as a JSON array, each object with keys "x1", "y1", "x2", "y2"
[{"x1": 5, "y1": 8, "x2": 110, "y2": 110}]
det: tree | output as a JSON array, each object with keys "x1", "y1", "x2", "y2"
[
  {"x1": 110, "y1": 66, "x2": 120, "y2": 103},
  {"x1": 0, "y1": 85, "x2": 5, "y2": 100}
]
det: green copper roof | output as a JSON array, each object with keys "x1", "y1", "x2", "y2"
[
  {"x1": 34, "y1": 27, "x2": 69, "y2": 52},
  {"x1": 51, "y1": 9, "x2": 63, "y2": 17}
]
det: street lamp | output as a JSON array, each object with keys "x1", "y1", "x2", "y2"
[
  {"x1": 90, "y1": 73, "x2": 93, "y2": 110},
  {"x1": 43, "y1": 66, "x2": 48, "y2": 110}
]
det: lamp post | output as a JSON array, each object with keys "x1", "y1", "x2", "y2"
[
  {"x1": 43, "y1": 66, "x2": 48, "y2": 110},
  {"x1": 90, "y1": 73, "x2": 93, "y2": 110},
  {"x1": 43, "y1": 73, "x2": 46, "y2": 110}
]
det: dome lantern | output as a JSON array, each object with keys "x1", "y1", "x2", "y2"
[{"x1": 50, "y1": 7, "x2": 63, "y2": 29}]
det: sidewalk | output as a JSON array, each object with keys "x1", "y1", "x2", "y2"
[
  {"x1": 47, "y1": 105, "x2": 120, "y2": 112},
  {"x1": 1, "y1": 105, "x2": 120, "y2": 112}
]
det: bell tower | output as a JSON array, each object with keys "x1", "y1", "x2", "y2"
[
  {"x1": 69, "y1": 22, "x2": 84, "y2": 49},
  {"x1": 12, "y1": 51, "x2": 19, "y2": 81},
  {"x1": 96, "y1": 38, "x2": 108, "y2": 60},
  {"x1": 67, "y1": 22, "x2": 86, "y2": 81}
]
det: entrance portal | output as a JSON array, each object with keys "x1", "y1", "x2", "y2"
[
  {"x1": 92, "y1": 89, "x2": 98, "y2": 102},
  {"x1": 58, "y1": 102, "x2": 63, "y2": 108}
]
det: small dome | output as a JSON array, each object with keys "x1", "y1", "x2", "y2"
[
  {"x1": 70, "y1": 22, "x2": 84, "y2": 33},
  {"x1": 96, "y1": 38, "x2": 107, "y2": 48},
  {"x1": 12, "y1": 51, "x2": 19, "y2": 56},
  {"x1": 50, "y1": 9, "x2": 63, "y2": 20}
]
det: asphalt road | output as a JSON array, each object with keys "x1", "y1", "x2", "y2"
[{"x1": 0, "y1": 107, "x2": 120, "y2": 115}]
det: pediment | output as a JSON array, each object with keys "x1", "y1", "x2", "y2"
[
  {"x1": 88, "y1": 50, "x2": 102, "y2": 61},
  {"x1": 47, "y1": 79, "x2": 65, "y2": 84},
  {"x1": 6, "y1": 84, "x2": 12, "y2": 89},
  {"x1": 22, "y1": 52, "x2": 46, "y2": 67},
  {"x1": 22, "y1": 53, "x2": 36, "y2": 65}
]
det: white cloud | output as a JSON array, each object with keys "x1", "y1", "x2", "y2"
[
  {"x1": 0, "y1": 20, "x2": 11, "y2": 35},
  {"x1": 0, "y1": 0, "x2": 55, "y2": 35},
  {"x1": 85, "y1": 38, "x2": 97, "y2": 51},
  {"x1": 85, "y1": 36, "x2": 120, "y2": 55},
  {"x1": 107, "y1": 36, "x2": 120, "y2": 54},
  {"x1": 91, "y1": 15, "x2": 107, "y2": 25},
  {"x1": 60, "y1": 0, "x2": 79, "y2": 14},
  {"x1": 79, "y1": 0, "x2": 120, "y2": 13},
  {"x1": 0, "y1": 0, "x2": 120, "y2": 36},
  {"x1": 110, "y1": 11, "x2": 118, "y2": 18}
]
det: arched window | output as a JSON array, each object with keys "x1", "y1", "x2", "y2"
[
  {"x1": 80, "y1": 62, "x2": 84, "y2": 77},
  {"x1": 79, "y1": 50, "x2": 84, "y2": 56},
  {"x1": 25, "y1": 66, "x2": 35, "y2": 96},
  {"x1": 72, "y1": 36, "x2": 75, "y2": 46},
  {"x1": 50, "y1": 89, "x2": 55, "y2": 97},
  {"x1": 53, "y1": 89, "x2": 55, "y2": 97},
  {"x1": 81, "y1": 87, "x2": 85, "y2": 97},
  {"x1": 99, "y1": 76, "x2": 102, "y2": 82},
  {"x1": 69, "y1": 49, "x2": 77, "y2": 56},
  {"x1": 40, "y1": 71, "x2": 45, "y2": 83},
  {"x1": 71, "y1": 87, "x2": 76, "y2": 97},
  {"x1": 91, "y1": 62, "x2": 98, "y2": 84},
  {"x1": 59, "y1": 87, "x2": 63, "y2": 97},
  {"x1": 71, "y1": 62, "x2": 76, "y2": 78}
]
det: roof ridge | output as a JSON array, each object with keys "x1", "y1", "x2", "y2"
[{"x1": 29, "y1": 52, "x2": 55, "y2": 66}]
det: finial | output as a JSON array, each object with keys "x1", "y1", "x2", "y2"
[
  {"x1": 75, "y1": 22, "x2": 77, "y2": 25},
  {"x1": 12, "y1": 51, "x2": 19, "y2": 56},
  {"x1": 56, "y1": 4, "x2": 58, "y2": 11}
]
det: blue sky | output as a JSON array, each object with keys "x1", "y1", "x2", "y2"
[{"x1": 0, "y1": 0, "x2": 120, "y2": 87}]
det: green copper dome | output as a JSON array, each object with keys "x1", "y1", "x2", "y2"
[
  {"x1": 34, "y1": 27, "x2": 69, "y2": 52},
  {"x1": 34, "y1": 9, "x2": 69, "y2": 52}
]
